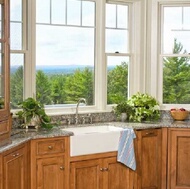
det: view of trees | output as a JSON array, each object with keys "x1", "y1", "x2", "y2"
[
  {"x1": 10, "y1": 63, "x2": 128, "y2": 108},
  {"x1": 163, "y1": 39, "x2": 190, "y2": 104},
  {"x1": 10, "y1": 39, "x2": 190, "y2": 108}
]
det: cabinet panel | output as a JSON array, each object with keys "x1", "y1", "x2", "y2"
[
  {"x1": 37, "y1": 156, "x2": 65, "y2": 189},
  {"x1": 3, "y1": 144, "x2": 28, "y2": 189},
  {"x1": 70, "y1": 159, "x2": 102, "y2": 189},
  {"x1": 168, "y1": 128, "x2": 190, "y2": 189},
  {"x1": 135, "y1": 128, "x2": 162, "y2": 189},
  {"x1": 103, "y1": 157, "x2": 132, "y2": 189}
]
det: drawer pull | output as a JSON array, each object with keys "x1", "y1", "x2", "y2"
[
  {"x1": 146, "y1": 132, "x2": 154, "y2": 135},
  {"x1": 48, "y1": 146, "x2": 53, "y2": 150},
  {"x1": 100, "y1": 168, "x2": 108, "y2": 171},
  {"x1": 12, "y1": 153, "x2": 19, "y2": 157},
  {"x1": 60, "y1": 166, "x2": 64, "y2": 170}
]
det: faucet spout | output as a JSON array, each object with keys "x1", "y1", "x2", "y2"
[{"x1": 75, "y1": 98, "x2": 87, "y2": 124}]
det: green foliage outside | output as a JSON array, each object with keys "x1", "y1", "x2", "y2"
[
  {"x1": 163, "y1": 39, "x2": 190, "y2": 104},
  {"x1": 10, "y1": 63, "x2": 129, "y2": 108}
]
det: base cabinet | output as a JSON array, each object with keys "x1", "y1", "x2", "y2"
[
  {"x1": 70, "y1": 155, "x2": 133, "y2": 189},
  {"x1": 1, "y1": 142, "x2": 29, "y2": 189},
  {"x1": 30, "y1": 137, "x2": 69, "y2": 189},
  {"x1": 134, "y1": 128, "x2": 163, "y2": 189},
  {"x1": 168, "y1": 128, "x2": 190, "y2": 189}
]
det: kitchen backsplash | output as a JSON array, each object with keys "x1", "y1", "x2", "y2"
[{"x1": 12, "y1": 110, "x2": 178, "y2": 129}]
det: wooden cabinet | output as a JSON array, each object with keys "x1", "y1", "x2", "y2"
[
  {"x1": 0, "y1": 0, "x2": 11, "y2": 147},
  {"x1": 134, "y1": 128, "x2": 164, "y2": 189},
  {"x1": 0, "y1": 142, "x2": 29, "y2": 189},
  {"x1": 30, "y1": 137, "x2": 69, "y2": 189},
  {"x1": 70, "y1": 153, "x2": 134, "y2": 189},
  {"x1": 168, "y1": 128, "x2": 190, "y2": 189}
]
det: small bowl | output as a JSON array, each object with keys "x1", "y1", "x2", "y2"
[{"x1": 170, "y1": 110, "x2": 189, "y2": 121}]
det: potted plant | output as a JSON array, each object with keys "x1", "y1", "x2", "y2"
[
  {"x1": 113, "y1": 101, "x2": 132, "y2": 121},
  {"x1": 127, "y1": 92, "x2": 160, "y2": 122},
  {"x1": 16, "y1": 97, "x2": 53, "y2": 129}
]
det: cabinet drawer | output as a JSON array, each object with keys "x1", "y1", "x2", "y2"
[{"x1": 36, "y1": 139, "x2": 65, "y2": 155}]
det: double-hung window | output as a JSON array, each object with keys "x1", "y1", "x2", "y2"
[
  {"x1": 160, "y1": 3, "x2": 190, "y2": 106},
  {"x1": 106, "y1": 2, "x2": 131, "y2": 105}
]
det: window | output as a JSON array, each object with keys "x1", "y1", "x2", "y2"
[
  {"x1": 106, "y1": 3, "x2": 130, "y2": 104},
  {"x1": 36, "y1": 0, "x2": 95, "y2": 106},
  {"x1": 10, "y1": 0, "x2": 25, "y2": 109},
  {"x1": 9, "y1": 0, "x2": 135, "y2": 113},
  {"x1": 160, "y1": 5, "x2": 190, "y2": 104}
]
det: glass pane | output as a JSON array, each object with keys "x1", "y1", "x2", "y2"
[
  {"x1": 107, "y1": 56, "x2": 129, "y2": 104},
  {"x1": 52, "y1": 0, "x2": 66, "y2": 24},
  {"x1": 162, "y1": 7, "x2": 190, "y2": 54},
  {"x1": 36, "y1": 25, "x2": 95, "y2": 106},
  {"x1": 10, "y1": 54, "x2": 24, "y2": 109},
  {"x1": 82, "y1": 1, "x2": 95, "y2": 27},
  {"x1": 106, "y1": 29, "x2": 128, "y2": 53},
  {"x1": 164, "y1": 7, "x2": 182, "y2": 29},
  {"x1": 10, "y1": 0, "x2": 22, "y2": 22},
  {"x1": 163, "y1": 56, "x2": 190, "y2": 104},
  {"x1": 106, "y1": 4, "x2": 116, "y2": 28},
  {"x1": 67, "y1": 0, "x2": 81, "y2": 25},
  {"x1": 10, "y1": 22, "x2": 22, "y2": 50},
  {"x1": 117, "y1": 5, "x2": 128, "y2": 29},
  {"x1": 36, "y1": 0, "x2": 50, "y2": 23},
  {"x1": 184, "y1": 7, "x2": 190, "y2": 29}
]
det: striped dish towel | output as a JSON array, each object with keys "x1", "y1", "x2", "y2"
[{"x1": 117, "y1": 129, "x2": 136, "y2": 170}]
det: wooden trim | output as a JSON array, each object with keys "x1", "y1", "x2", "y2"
[
  {"x1": 70, "y1": 151, "x2": 117, "y2": 162},
  {"x1": 161, "y1": 127, "x2": 168, "y2": 189}
]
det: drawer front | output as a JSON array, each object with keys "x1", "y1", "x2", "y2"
[{"x1": 37, "y1": 139, "x2": 65, "y2": 155}]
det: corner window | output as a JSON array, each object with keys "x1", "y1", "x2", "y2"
[{"x1": 161, "y1": 5, "x2": 190, "y2": 104}]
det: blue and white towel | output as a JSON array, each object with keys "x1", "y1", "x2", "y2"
[{"x1": 117, "y1": 129, "x2": 136, "y2": 170}]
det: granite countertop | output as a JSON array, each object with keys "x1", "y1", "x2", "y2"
[{"x1": 1, "y1": 120, "x2": 190, "y2": 153}]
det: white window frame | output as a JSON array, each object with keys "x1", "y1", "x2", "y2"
[
  {"x1": 149, "y1": 0, "x2": 190, "y2": 110},
  {"x1": 11, "y1": 0, "x2": 146, "y2": 115}
]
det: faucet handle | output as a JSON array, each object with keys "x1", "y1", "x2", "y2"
[
  {"x1": 82, "y1": 116, "x2": 86, "y2": 124},
  {"x1": 87, "y1": 114, "x2": 93, "y2": 124}
]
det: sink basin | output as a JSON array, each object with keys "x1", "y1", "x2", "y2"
[{"x1": 61, "y1": 126, "x2": 123, "y2": 156}]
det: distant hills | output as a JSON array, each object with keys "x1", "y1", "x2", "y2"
[{"x1": 10, "y1": 65, "x2": 115, "y2": 74}]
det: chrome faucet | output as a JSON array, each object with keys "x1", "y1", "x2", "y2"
[{"x1": 75, "y1": 98, "x2": 87, "y2": 124}]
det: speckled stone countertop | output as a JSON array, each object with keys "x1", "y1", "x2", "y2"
[{"x1": 1, "y1": 120, "x2": 190, "y2": 153}]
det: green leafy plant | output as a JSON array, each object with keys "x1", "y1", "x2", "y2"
[
  {"x1": 113, "y1": 101, "x2": 132, "y2": 119},
  {"x1": 127, "y1": 92, "x2": 160, "y2": 122},
  {"x1": 16, "y1": 97, "x2": 53, "y2": 129}
]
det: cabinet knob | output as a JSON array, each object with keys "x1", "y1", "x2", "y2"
[
  {"x1": 60, "y1": 166, "x2": 64, "y2": 170},
  {"x1": 100, "y1": 168, "x2": 103, "y2": 171},
  {"x1": 48, "y1": 146, "x2": 53, "y2": 150},
  {"x1": 104, "y1": 168, "x2": 108, "y2": 171}
]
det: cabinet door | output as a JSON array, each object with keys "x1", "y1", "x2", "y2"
[
  {"x1": 135, "y1": 128, "x2": 162, "y2": 189},
  {"x1": 168, "y1": 128, "x2": 190, "y2": 189},
  {"x1": 70, "y1": 159, "x2": 102, "y2": 189},
  {"x1": 37, "y1": 156, "x2": 65, "y2": 189},
  {"x1": 103, "y1": 157, "x2": 133, "y2": 189},
  {"x1": 3, "y1": 145, "x2": 28, "y2": 189}
]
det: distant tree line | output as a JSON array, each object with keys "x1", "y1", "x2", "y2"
[{"x1": 10, "y1": 62, "x2": 128, "y2": 108}]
